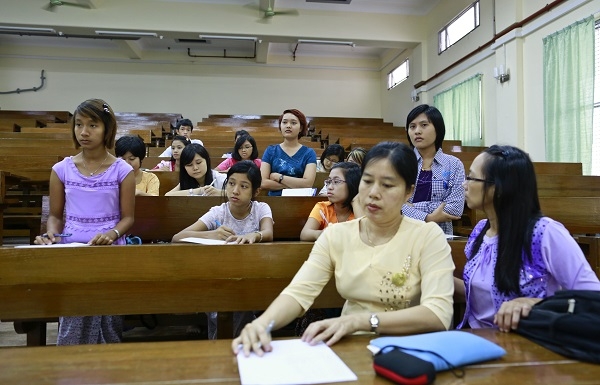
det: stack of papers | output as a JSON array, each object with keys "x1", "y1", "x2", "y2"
[{"x1": 237, "y1": 339, "x2": 357, "y2": 385}]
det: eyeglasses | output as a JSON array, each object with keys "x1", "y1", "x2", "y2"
[
  {"x1": 239, "y1": 145, "x2": 253, "y2": 151},
  {"x1": 324, "y1": 157, "x2": 339, "y2": 164},
  {"x1": 465, "y1": 176, "x2": 493, "y2": 184},
  {"x1": 324, "y1": 178, "x2": 346, "y2": 186}
]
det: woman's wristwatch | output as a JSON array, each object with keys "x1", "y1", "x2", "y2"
[
  {"x1": 278, "y1": 174, "x2": 284, "y2": 184},
  {"x1": 370, "y1": 313, "x2": 379, "y2": 334}
]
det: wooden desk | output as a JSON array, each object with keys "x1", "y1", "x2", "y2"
[{"x1": 1, "y1": 329, "x2": 598, "y2": 384}]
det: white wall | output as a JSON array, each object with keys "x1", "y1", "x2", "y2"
[
  {"x1": 0, "y1": 57, "x2": 381, "y2": 122},
  {"x1": 383, "y1": 0, "x2": 598, "y2": 165}
]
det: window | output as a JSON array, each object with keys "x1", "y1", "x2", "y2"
[
  {"x1": 387, "y1": 59, "x2": 409, "y2": 90},
  {"x1": 439, "y1": 1, "x2": 480, "y2": 54},
  {"x1": 593, "y1": 20, "x2": 600, "y2": 175}
]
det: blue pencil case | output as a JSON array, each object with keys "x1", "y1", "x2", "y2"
[{"x1": 371, "y1": 330, "x2": 506, "y2": 372}]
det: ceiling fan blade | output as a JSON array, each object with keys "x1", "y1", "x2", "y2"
[
  {"x1": 274, "y1": 9, "x2": 299, "y2": 16},
  {"x1": 61, "y1": 1, "x2": 91, "y2": 9},
  {"x1": 42, "y1": 3, "x2": 58, "y2": 12}
]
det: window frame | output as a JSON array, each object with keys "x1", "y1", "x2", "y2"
[
  {"x1": 438, "y1": 1, "x2": 480, "y2": 54},
  {"x1": 387, "y1": 59, "x2": 409, "y2": 90}
]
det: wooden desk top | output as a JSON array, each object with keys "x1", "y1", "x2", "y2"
[{"x1": 1, "y1": 329, "x2": 598, "y2": 384}]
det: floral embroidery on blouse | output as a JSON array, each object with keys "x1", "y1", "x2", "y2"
[{"x1": 379, "y1": 255, "x2": 412, "y2": 311}]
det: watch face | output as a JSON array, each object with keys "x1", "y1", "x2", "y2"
[{"x1": 370, "y1": 314, "x2": 379, "y2": 328}]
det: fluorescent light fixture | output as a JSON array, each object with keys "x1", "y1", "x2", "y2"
[
  {"x1": 0, "y1": 26, "x2": 56, "y2": 34},
  {"x1": 200, "y1": 35, "x2": 257, "y2": 42},
  {"x1": 95, "y1": 30, "x2": 158, "y2": 38},
  {"x1": 297, "y1": 39, "x2": 354, "y2": 47}
]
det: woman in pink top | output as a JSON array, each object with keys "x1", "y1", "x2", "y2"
[{"x1": 215, "y1": 134, "x2": 261, "y2": 172}]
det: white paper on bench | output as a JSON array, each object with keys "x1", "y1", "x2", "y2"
[
  {"x1": 14, "y1": 243, "x2": 90, "y2": 248},
  {"x1": 179, "y1": 237, "x2": 231, "y2": 245},
  {"x1": 237, "y1": 339, "x2": 357, "y2": 385}
]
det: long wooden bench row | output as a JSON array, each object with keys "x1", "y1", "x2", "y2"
[{"x1": 0, "y1": 239, "x2": 468, "y2": 345}]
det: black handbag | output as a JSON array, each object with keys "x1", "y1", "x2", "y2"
[{"x1": 516, "y1": 290, "x2": 600, "y2": 363}]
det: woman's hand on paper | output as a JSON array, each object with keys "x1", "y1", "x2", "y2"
[
  {"x1": 301, "y1": 314, "x2": 360, "y2": 347},
  {"x1": 232, "y1": 320, "x2": 273, "y2": 357}
]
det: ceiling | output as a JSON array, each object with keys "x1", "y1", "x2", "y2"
[{"x1": 0, "y1": 0, "x2": 441, "y2": 65}]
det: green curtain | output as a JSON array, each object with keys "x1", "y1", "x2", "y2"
[
  {"x1": 433, "y1": 73, "x2": 482, "y2": 147},
  {"x1": 543, "y1": 16, "x2": 594, "y2": 175}
]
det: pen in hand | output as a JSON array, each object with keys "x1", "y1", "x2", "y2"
[{"x1": 42, "y1": 233, "x2": 72, "y2": 238}]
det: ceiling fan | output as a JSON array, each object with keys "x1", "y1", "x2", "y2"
[
  {"x1": 246, "y1": 0, "x2": 299, "y2": 23},
  {"x1": 43, "y1": 0, "x2": 92, "y2": 12}
]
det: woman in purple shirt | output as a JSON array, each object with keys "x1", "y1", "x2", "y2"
[{"x1": 456, "y1": 145, "x2": 600, "y2": 332}]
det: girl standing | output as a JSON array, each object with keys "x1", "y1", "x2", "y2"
[
  {"x1": 34, "y1": 98, "x2": 135, "y2": 345},
  {"x1": 402, "y1": 105, "x2": 465, "y2": 235},
  {"x1": 172, "y1": 161, "x2": 274, "y2": 338},
  {"x1": 165, "y1": 144, "x2": 226, "y2": 196},
  {"x1": 152, "y1": 135, "x2": 189, "y2": 172},
  {"x1": 215, "y1": 134, "x2": 262, "y2": 172},
  {"x1": 301, "y1": 162, "x2": 361, "y2": 241},
  {"x1": 260, "y1": 109, "x2": 317, "y2": 196}
]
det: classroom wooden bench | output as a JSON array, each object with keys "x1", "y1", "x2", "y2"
[
  {"x1": 0, "y1": 239, "x2": 467, "y2": 346},
  {"x1": 2, "y1": 329, "x2": 599, "y2": 384}
]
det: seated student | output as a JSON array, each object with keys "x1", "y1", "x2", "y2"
[
  {"x1": 159, "y1": 119, "x2": 203, "y2": 157},
  {"x1": 316, "y1": 144, "x2": 345, "y2": 173},
  {"x1": 318, "y1": 148, "x2": 366, "y2": 196},
  {"x1": 233, "y1": 142, "x2": 454, "y2": 356},
  {"x1": 222, "y1": 129, "x2": 249, "y2": 159},
  {"x1": 172, "y1": 161, "x2": 274, "y2": 339},
  {"x1": 455, "y1": 145, "x2": 600, "y2": 332},
  {"x1": 115, "y1": 135, "x2": 160, "y2": 196},
  {"x1": 165, "y1": 144, "x2": 226, "y2": 196},
  {"x1": 260, "y1": 109, "x2": 317, "y2": 196},
  {"x1": 401, "y1": 105, "x2": 465, "y2": 236},
  {"x1": 300, "y1": 162, "x2": 361, "y2": 242},
  {"x1": 215, "y1": 134, "x2": 262, "y2": 172},
  {"x1": 345, "y1": 147, "x2": 367, "y2": 165},
  {"x1": 152, "y1": 135, "x2": 189, "y2": 172}
]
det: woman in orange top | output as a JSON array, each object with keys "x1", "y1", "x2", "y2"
[{"x1": 300, "y1": 162, "x2": 362, "y2": 241}]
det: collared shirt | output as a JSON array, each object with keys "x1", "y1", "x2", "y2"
[{"x1": 402, "y1": 147, "x2": 465, "y2": 235}]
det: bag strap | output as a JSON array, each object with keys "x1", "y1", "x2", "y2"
[{"x1": 375, "y1": 345, "x2": 465, "y2": 378}]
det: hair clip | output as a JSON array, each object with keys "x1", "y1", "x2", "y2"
[
  {"x1": 102, "y1": 103, "x2": 110, "y2": 113},
  {"x1": 501, "y1": 150, "x2": 509, "y2": 157}
]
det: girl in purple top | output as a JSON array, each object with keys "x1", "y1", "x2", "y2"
[
  {"x1": 455, "y1": 145, "x2": 599, "y2": 332},
  {"x1": 34, "y1": 99, "x2": 136, "y2": 345}
]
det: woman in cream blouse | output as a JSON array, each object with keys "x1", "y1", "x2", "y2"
[{"x1": 233, "y1": 141, "x2": 454, "y2": 356}]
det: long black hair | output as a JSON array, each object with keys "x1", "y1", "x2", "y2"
[
  {"x1": 224, "y1": 160, "x2": 262, "y2": 199},
  {"x1": 232, "y1": 134, "x2": 259, "y2": 161},
  {"x1": 179, "y1": 143, "x2": 213, "y2": 190},
  {"x1": 470, "y1": 145, "x2": 542, "y2": 295}
]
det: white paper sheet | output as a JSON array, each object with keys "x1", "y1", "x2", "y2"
[
  {"x1": 237, "y1": 339, "x2": 357, "y2": 385},
  {"x1": 14, "y1": 243, "x2": 90, "y2": 248},
  {"x1": 179, "y1": 237, "x2": 230, "y2": 245},
  {"x1": 281, "y1": 188, "x2": 317, "y2": 196}
]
